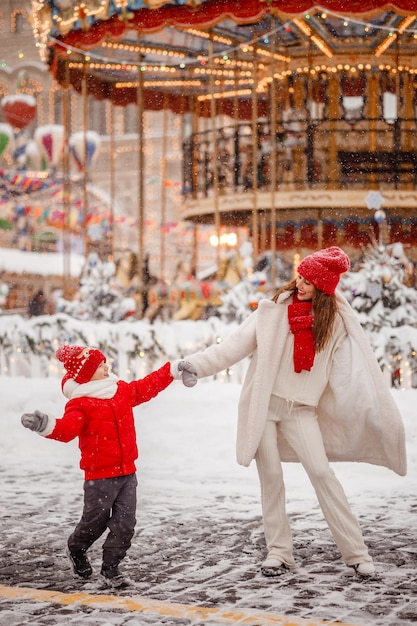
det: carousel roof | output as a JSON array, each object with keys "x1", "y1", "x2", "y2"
[{"x1": 31, "y1": 1, "x2": 417, "y2": 112}]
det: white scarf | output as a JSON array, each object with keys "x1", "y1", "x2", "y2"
[{"x1": 63, "y1": 373, "x2": 119, "y2": 400}]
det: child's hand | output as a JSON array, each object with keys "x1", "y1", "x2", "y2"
[
  {"x1": 177, "y1": 361, "x2": 198, "y2": 387},
  {"x1": 21, "y1": 410, "x2": 49, "y2": 433}
]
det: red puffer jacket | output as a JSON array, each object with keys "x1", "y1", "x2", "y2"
[{"x1": 45, "y1": 362, "x2": 173, "y2": 480}]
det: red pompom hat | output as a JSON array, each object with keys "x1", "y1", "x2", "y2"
[
  {"x1": 297, "y1": 246, "x2": 351, "y2": 295},
  {"x1": 56, "y1": 345, "x2": 106, "y2": 387}
]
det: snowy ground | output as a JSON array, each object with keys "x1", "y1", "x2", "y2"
[{"x1": 0, "y1": 377, "x2": 416, "y2": 625}]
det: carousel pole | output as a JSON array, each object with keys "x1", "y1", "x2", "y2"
[
  {"x1": 81, "y1": 60, "x2": 89, "y2": 258},
  {"x1": 307, "y1": 42, "x2": 322, "y2": 250},
  {"x1": 209, "y1": 35, "x2": 221, "y2": 269},
  {"x1": 191, "y1": 91, "x2": 200, "y2": 275},
  {"x1": 180, "y1": 82, "x2": 197, "y2": 276},
  {"x1": 231, "y1": 49, "x2": 240, "y2": 252},
  {"x1": 109, "y1": 103, "x2": 115, "y2": 259},
  {"x1": 251, "y1": 39, "x2": 259, "y2": 265},
  {"x1": 233, "y1": 50, "x2": 239, "y2": 191},
  {"x1": 191, "y1": 82, "x2": 200, "y2": 203},
  {"x1": 403, "y1": 61, "x2": 414, "y2": 156},
  {"x1": 136, "y1": 36, "x2": 145, "y2": 285},
  {"x1": 393, "y1": 37, "x2": 401, "y2": 190},
  {"x1": 62, "y1": 58, "x2": 72, "y2": 299},
  {"x1": 403, "y1": 67, "x2": 413, "y2": 151},
  {"x1": 368, "y1": 69, "x2": 378, "y2": 189},
  {"x1": 269, "y1": 29, "x2": 278, "y2": 288},
  {"x1": 160, "y1": 92, "x2": 169, "y2": 281},
  {"x1": 327, "y1": 72, "x2": 339, "y2": 191}
]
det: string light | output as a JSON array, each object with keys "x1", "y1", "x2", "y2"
[
  {"x1": 198, "y1": 88, "x2": 252, "y2": 101},
  {"x1": 102, "y1": 40, "x2": 187, "y2": 59},
  {"x1": 30, "y1": 3, "x2": 417, "y2": 88},
  {"x1": 311, "y1": 35, "x2": 333, "y2": 58},
  {"x1": 375, "y1": 14, "x2": 416, "y2": 57},
  {"x1": 245, "y1": 46, "x2": 289, "y2": 62},
  {"x1": 10, "y1": 8, "x2": 29, "y2": 32},
  {"x1": 116, "y1": 79, "x2": 202, "y2": 88},
  {"x1": 293, "y1": 17, "x2": 312, "y2": 36},
  {"x1": 182, "y1": 27, "x2": 232, "y2": 46},
  {"x1": 39, "y1": 22, "x2": 292, "y2": 69},
  {"x1": 213, "y1": 57, "x2": 253, "y2": 69}
]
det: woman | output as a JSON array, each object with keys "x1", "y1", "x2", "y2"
[{"x1": 174, "y1": 247, "x2": 407, "y2": 578}]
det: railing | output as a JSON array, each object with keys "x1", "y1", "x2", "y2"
[
  {"x1": 0, "y1": 312, "x2": 247, "y2": 383},
  {"x1": 337, "y1": 150, "x2": 417, "y2": 186},
  {"x1": 182, "y1": 118, "x2": 417, "y2": 198},
  {"x1": 0, "y1": 312, "x2": 415, "y2": 388}
]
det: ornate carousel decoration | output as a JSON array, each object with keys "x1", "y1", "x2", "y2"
[{"x1": 28, "y1": 0, "x2": 417, "y2": 283}]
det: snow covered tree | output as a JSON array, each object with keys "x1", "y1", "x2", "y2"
[
  {"x1": 58, "y1": 253, "x2": 137, "y2": 322},
  {"x1": 341, "y1": 241, "x2": 417, "y2": 387},
  {"x1": 341, "y1": 241, "x2": 417, "y2": 331}
]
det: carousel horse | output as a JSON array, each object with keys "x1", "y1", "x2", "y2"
[{"x1": 151, "y1": 256, "x2": 244, "y2": 321}]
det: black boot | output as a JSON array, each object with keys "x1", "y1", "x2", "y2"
[
  {"x1": 100, "y1": 562, "x2": 130, "y2": 588},
  {"x1": 66, "y1": 546, "x2": 92, "y2": 579}
]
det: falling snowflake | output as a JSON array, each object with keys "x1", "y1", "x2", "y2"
[{"x1": 365, "y1": 190, "x2": 384, "y2": 210}]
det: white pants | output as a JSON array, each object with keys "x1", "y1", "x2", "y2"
[{"x1": 254, "y1": 396, "x2": 372, "y2": 568}]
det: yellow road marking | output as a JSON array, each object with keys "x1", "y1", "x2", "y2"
[{"x1": 0, "y1": 583, "x2": 360, "y2": 626}]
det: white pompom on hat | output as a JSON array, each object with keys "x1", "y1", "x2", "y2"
[
  {"x1": 56, "y1": 345, "x2": 106, "y2": 388},
  {"x1": 297, "y1": 246, "x2": 351, "y2": 295}
]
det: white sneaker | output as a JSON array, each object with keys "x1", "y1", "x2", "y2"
[
  {"x1": 353, "y1": 562, "x2": 376, "y2": 577},
  {"x1": 261, "y1": 556, "x2": 288, "y2": 577}
]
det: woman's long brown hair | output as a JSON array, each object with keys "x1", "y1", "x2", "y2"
[{"x1": 272, "y1": 279, "x2": 338, "y2": 352}]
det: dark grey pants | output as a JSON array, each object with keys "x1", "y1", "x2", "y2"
[{"x1": 68, "y1": 473, "x2": 137, "y2": 567}]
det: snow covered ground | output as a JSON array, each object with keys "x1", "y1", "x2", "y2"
[
  {"x1": 0, "y1": 247, "x2": 85, "y2": 277},
  {"x1": 0, "y1": 376, "x2": 416, "y2": 625}
]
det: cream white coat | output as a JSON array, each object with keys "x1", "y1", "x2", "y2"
[{"x1": 182, "y1": 291, "x2": 407, "y2": 476}]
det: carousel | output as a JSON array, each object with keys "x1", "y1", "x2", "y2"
[{"x1": 30, "y1": 0, "x2": 417, "y2": 288}]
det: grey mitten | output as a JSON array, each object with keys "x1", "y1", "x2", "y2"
[
  {"x1": 177, "y1": 360, "x2": 198, "y2": 388},
  {"x1": 21, "y1": 410, "x2": 49, "y2": 433}
]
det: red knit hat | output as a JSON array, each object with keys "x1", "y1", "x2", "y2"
[
  {"x1": 297, "y1": 246, "x2": 350, "y2": 295},
  {"x1": 56, "y1": 345, "x2": 106, "y2": 386}
]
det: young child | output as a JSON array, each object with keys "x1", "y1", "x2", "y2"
[{"x1": 21, "y1": 345, "x2": 195, "y2": 588}]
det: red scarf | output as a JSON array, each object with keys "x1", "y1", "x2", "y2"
[{"x1": 288, "y1": 295, "x2": 315, "y2": 373}]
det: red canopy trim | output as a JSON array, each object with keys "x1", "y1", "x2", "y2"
[
  {"x1": 53, "y1": 0, "x2": 416, "y2": 53},
  {"x1": 48, "y1": 0, "x2": 416, "y2": 113}
]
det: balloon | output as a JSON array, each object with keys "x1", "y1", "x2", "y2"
[
  {"x1": 1, "y1": 94, "x2": 36, "y2": 129},
  {"x1": 34, "y1": 124, "x2": 65, "y2": 168},
  {"x1": 24, "y1": 139, "x2": 47, "y2": 170},
  {"x1": 69, "y1": 130, "x2": 101, "y2": 171},
  {"x1": 0, "y1": 123, "x2": 15, "y2": 158}
]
